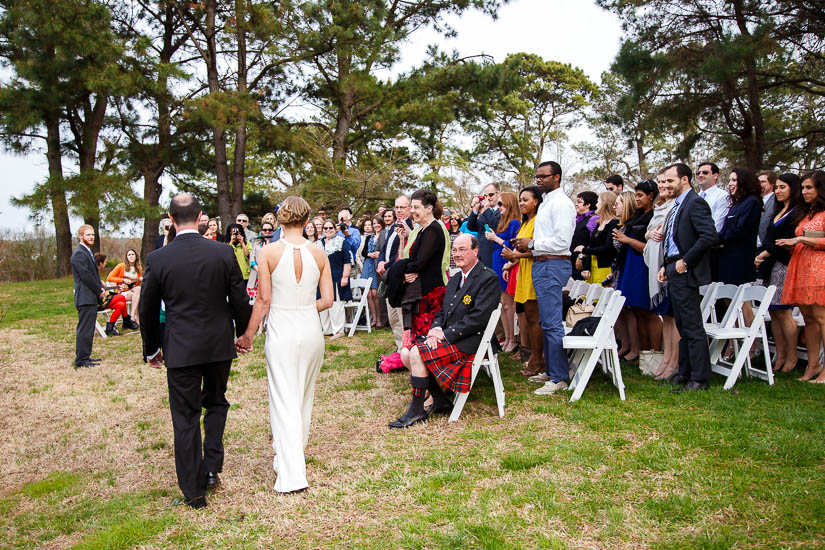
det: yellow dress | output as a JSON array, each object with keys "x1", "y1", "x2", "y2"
[
  {"x1": 514, "y1": 217, "x2": 536, "y2": 303},
  {"x1": 587, "y1": 256, "x2": 612, "y2": 286}
]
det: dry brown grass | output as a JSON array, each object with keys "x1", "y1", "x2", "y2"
[{"x1": 4, "y1": 307, "x2": 825, "y2": 549}]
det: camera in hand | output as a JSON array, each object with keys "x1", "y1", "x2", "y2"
[{"x1": 338, "y1": 222, "x2": 348, "y2": 231}]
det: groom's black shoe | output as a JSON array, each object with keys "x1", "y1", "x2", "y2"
[
  {"x1": 659, "y1": 373, "x2": 688, "y2": 386},
  {"x1": 75, "y1": 360, "x2": 99, "y2": 368},
  {"x1": 388, "y1": 411, "x2": 428, "y2": 429},
  {"x1": 205, "y1": 472, "x2": 220, "y2": 490},
  {"x1": 187, "y1": 496, "x2": 207, "y2": 509}
]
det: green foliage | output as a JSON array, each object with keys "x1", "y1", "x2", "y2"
[
  {"x1": 467, "y1": 53, "x2": 598, "y2": 185},
  {"x1": 599, "y1": 0, "x2": 825, "y2": 171}
]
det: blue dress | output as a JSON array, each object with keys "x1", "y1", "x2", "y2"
[
  {"x1": 361, "y1": 235, "x2": 378, "y2": 289},
  {"x1": 491, "y1": 219, "x2": 521, "y2": 292},
  {"x1": 616, "y1": 209, "x2": 654, "y2": 310}
]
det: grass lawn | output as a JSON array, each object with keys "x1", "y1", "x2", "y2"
[{"x1": 1, "y1": 278, "x2": 824, "y2": 549}]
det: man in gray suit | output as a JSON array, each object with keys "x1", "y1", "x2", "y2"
[
  {"x1": 71, "y1": 224, "x2": 105, "y2": 368},
  {"x1": 757, "y1": 171, "x2": 777, "y2": 248}
]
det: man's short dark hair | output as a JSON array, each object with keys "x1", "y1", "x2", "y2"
[
  {"x1": 698, "y1": 162, "x2": 719, "y2": 175},
  {"x1": 94, "y1": 253, "x2": 106, "y2": 265},
  {"x1": 169, "y1": 193, "x2": 201, "y2": 225},
  {"x1": 537, "y1": 160, "x2": 562, "y2": 179},
  {"x1": 605, "y1": 174, "x2": 624, "y2": 187},
  {"x1": 665, "y1": 162, "x2": 693, "y2": 182}
]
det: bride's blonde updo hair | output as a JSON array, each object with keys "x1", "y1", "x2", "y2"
[{"x1": 277, "y1": 196, "x2": 311, "y2": 227}]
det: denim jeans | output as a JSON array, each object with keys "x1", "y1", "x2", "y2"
[{"x1": 532, "y1": 258, "x2": 571, "y2": 382}]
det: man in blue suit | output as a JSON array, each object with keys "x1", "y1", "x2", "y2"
[
  {"x1": 72, "y1": 224, "x2": 105, "y2": 368},
  {"x1": 656, "y1": 163, "x2": 719, "y2": 391}
]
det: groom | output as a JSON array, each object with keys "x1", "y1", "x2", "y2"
[{"x1": 140, "y1": 193, "x2": 251, "y2": 509}]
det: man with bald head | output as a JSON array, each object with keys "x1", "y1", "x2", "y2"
[
  {"x1": 389, "y1": 234, "x2": 501, "y2": 428},
  {"x1": 140, "y1": 192, "x2": 252, "y2": 508}
]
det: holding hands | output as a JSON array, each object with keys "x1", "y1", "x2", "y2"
[{"x1": 235, "y1": 334, "x2": 253, "y2": 354}]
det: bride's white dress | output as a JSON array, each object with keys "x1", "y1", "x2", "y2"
[{"x1": 264, "y1": 240, "x2": 324, "y2": 493}]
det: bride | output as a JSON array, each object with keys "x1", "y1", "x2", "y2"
[{"x1": 236, "y1": 196, "x2": 333, "y2": 493}]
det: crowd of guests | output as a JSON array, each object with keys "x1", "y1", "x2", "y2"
[{"x1": 76, "y1": 165, "x2": 825, "y2": 418}]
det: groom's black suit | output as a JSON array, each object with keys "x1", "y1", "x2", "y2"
[{"x1": 139, "y1": 231, "x2": 251, "y2": 505}]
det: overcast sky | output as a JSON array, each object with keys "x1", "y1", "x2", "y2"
[{"x1": 0, "y1": 0, "x2": 621, "y2": 233}]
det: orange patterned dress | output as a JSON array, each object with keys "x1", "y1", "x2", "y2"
[{"x1": 781, "y1": 210, "x2": 825, "y2": 306}]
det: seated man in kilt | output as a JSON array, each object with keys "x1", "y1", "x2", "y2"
[{"x1": 390, "y1": 234, "x2": 501, "y2": 428}]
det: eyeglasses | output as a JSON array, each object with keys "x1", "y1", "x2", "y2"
[
  {"x1": 262, "y1": 228, "x2": 273, "y2": 232},
  {"x1": 534, "y1": 173, "x2": 556, "y2": 180},
  {"x1": 237, "y1": 218, "x2": 248, "y2": 223},
  {"x1": 484, "y1": 192, "x2": 496, "y2": 198},
  {"x1": 323, "y1": 226, "x2": 336, "y2": 231},
  {"x1": 697, "y1": 170, "x2": 711, "y2": 175}
]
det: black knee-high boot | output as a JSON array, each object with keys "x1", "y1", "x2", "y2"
[
  {"x1": 402, "y1": 376, "x2": 429, "y2": 419},
  {"x1": 427, "y1": 373, "x2": 452, "y2": 408}
]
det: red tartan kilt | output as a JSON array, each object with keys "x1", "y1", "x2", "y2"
[{"x1": 416, "y1": 340, "x2": 475, "y2": 394}]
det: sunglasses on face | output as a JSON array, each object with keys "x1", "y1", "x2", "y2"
[
  {"x1": 262, "y1": 228, "x2": 273, "y2": 232},
  {"x1": 324, "y1": 226, "x2": 335, "y2": 231},
  {"x1": 698, "y1": 170, "x2": 711, "y2": 175}
]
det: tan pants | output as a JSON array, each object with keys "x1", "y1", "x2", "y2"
[{"x1": 386, "y1": 298, "x2": 403, "y2": 352}]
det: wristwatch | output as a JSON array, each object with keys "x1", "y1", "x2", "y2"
[{"x1": 527, "y1": 239, "x2": 534, "y2": 250}]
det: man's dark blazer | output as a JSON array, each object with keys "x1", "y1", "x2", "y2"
[
  {"x1": 139, "y1": 232, "x2": 251, "y2": 368},
  {"x1": 758, "y1": 193, "x2": 775, "y2": 246},
  {"x1": 465, "y1": 208, "x2": 501, "y2": 268},
  {"x1": 432, "y1": 262, "x2": 501, "y2": 355},
  {"x1": 380, "y1": 218, "x2": 413, "y2": 271},
  {"x1": 664, "y1": 190, "x2": 719, "y2": 288},
  {"x1": 71, "y1": 244, "x2": 103, "y2": 307}
]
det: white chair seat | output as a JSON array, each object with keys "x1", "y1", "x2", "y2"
[
  {"x1": 705, "y1": 327, "x2": 748, "y2": 339},
  {"x1": 562, "y1": 335, "x2": 601, "y2": 349}
]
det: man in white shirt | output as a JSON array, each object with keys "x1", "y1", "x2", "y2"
[
  {"x1": 695, "y1": 162, "x2": 728, "y2": 232},
  {"x1": 513, "y1": 161, "x2": 576, "y2": 395}
]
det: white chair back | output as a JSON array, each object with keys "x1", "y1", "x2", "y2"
[
  {"x1": 344, "y1": 277, "x2": 373, "y2": 337},
  {"x1": 449, "y1": 304, "x2": 505, "y2": 422}
]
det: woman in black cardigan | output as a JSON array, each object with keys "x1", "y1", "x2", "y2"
[
  {"x1": 404, "y1": 189, "x2": 448, "y2": 345},
  {"x1": 755, "y1": 172, "x2": 801, "y2": 373}
]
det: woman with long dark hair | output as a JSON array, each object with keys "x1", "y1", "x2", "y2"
[
  {"x1": 717, "y1": 168, "x2": 763, "y2": 285},
  {"x1": 485, "y1": 191, "x2": 521, "y2": 353},
  {"x1": 755, "y1": 173, "x2": 801, "y2": 373},
  {"x1": 502, "y1": 186, "x2": 544, "y2": 376},
  {"x1": 106, "y1": 248, "x2": 143, "y2": 324},
  {"x1": 613, "y1": 179, "x2": 660, "y2": 359},
  {"x1": 778, "y1": 170, "x2": 825, "y2": 382},
  {"x1": 571, "y1": 191, "x2": 599, "y2": 280}
]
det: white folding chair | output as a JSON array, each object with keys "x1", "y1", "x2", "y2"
[
  {"x1": 344, "y1": 277, "x2": 372, "y2": 337},
  {"x1": 565, "y1": 291, "x2": 627, "y2": 402},
  {"x1": 567, "y1": 280, "x2": 588, "y2": 301},
  {"x1": 449, "y1": 304, "x2": 505, "y2": 422},
  {"x1": 563, "y1": 277, "x2": 575, "y2": 292},
  {"x1": 708, "y1": 285, "x2": 777, "y2": 389},
  {"x1": 74, "y1": 289, "x2": 129, "y2": 339},
  {"x1": 564, "y1": 288, "x2": 616, "y2": 335},
  {"x1": 584, "y1": 283, "x2": 604, "y2": 306},
  {"x1": 699, "y1": 282, "x2": 720, "y2": 326},
  {"x1": 705, "y1": 283, "x2": 748, "y2": 331}
]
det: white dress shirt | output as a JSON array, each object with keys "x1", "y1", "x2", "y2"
[
  {"x1": 698, "y1": 185, "x2": 729, "y2": 233},
  {"x1": 532, "y1": 188, "x2": 576, "y2": 256}
]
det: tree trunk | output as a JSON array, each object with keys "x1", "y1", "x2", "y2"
[
  {"x1": 45, "y1": 113, "x2": 72, "y2": 278},
  {"x1": 205, "y1": 0, "x2": 232, "y2": 225},
  {"x1": 732, "y1": 0, "x2": 765, "y2": 171},
  {"x1": 140, "y1": 163, "x2": 163, "y2": 264},
  {"x1": 231, "y1": 0, "x2": 248, "y2": 218},
  {"x1": 74, "y1": 95, "x2": 108, "y2": 253}
]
